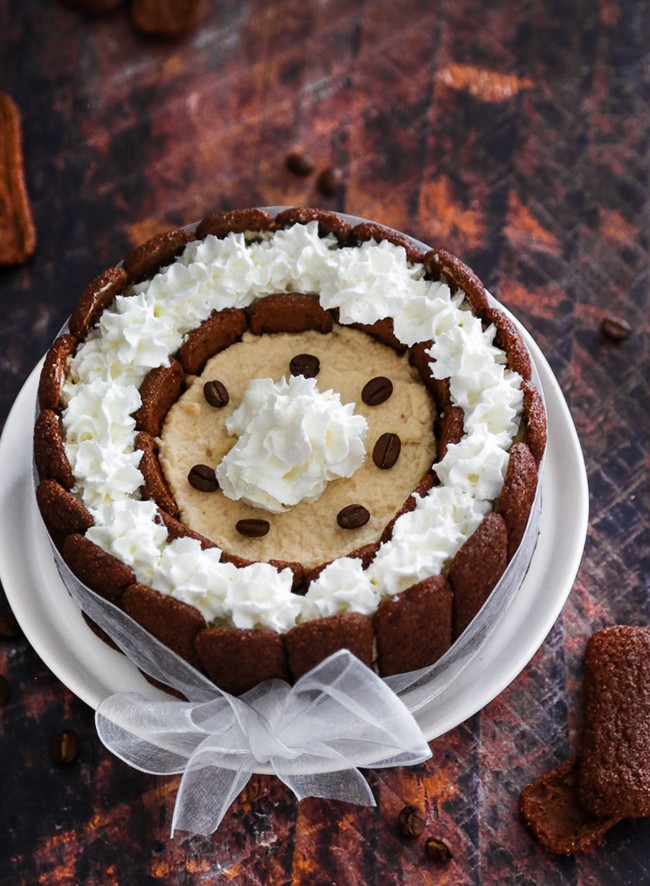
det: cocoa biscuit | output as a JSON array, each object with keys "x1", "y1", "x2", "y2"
[
  {"x1": 68, "y1": 265, "x2": 129, "y2": 338},
  {"x1": 275, "y1": 207, "x2": 351, "y2": 244},
  {"x1": 248, "y1": 293, "x2": 333, "y2": 336},
  {"x1": 436, "y1": 405, "x2": 464, "y2": 462},
  {"x1": 349, "y1": 318, "x2": 408, "y2": 354},
  {"x1": 423, "y1": 248, "x2": 488, "y2": 313},
  {"x1": 134, "y1": 432, "x2": 180, "y2": 518},
  {"x1": 350, "y1": 222, "x2": 424, "y2": 265},
  {"x1": 0, "y1": 93, "x2": 36, "y2": 265},
  {"x1": 380, "y1": 473, "x2": 435, "y2": 543},
  {"x1": 33, "y1": 409, "x2": 75, "y2": 489},
  {"x1": 131, "y1": 0, "x2": 204, "y2": 38},
  {"x1": 177, "y1": 307, "x2": 247, "y2": 374},
  {"x1": 497, "y1": 442, "x2": 538, "y2": 560},
  {"x1": 37, "y1": 334, "x2": 77, "y2": 411},
  {"x1": 195, "y1": 626, "x2": 290, "y2": 695},
  {"x1": 156, "y1": 509, "x2": 219, "y2": 549},
  {"x1": 484, "y1": 307, "x2": 532, "y2": 381},
  {"x1": 35, "y1": 479, "x2": 94, "y2": 534},
  {"x1": 408, "y1": 342, "x2": 451, "y2": 410},
  {"x1": 62, "y1": 533, "x2": 136, "y2": 606},
  {"x1": 303, "y1": 542, "x2": 380, "y2": 585},
  {"x1": 578, "y1": 626, "x2": 650, "y2": 818},
  {"x1": 196, "y1": 208, "x2": 276, "y2": 240},
  {"x1": 374, "y1": 575, "x2": 452, "y2": 677},
  {"x1": 520, "y1": 758, "x2": 621, "y2": 856},
  {"x1": 449, "y1": 512, "x2": 508, "y2": 639},
  {"x1": 134, "y1": 357, "x2": 185, "y2": 436},
  {"x1": 285, "y1": 613, "x2": 374, "y2": 680},
  {"x1": 122, "y1": 227, "x2": 194, "y2": 283},
  {"x1": 122, "y1": 583, "x2": 206, "y2": 669},
  {"x1": 521, "y1": 379, "x2": 547, "y2": 465}
]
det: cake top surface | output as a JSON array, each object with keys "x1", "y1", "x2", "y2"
[{"x1": 56, "y1": 218, "x2": 527, "y2": 632}]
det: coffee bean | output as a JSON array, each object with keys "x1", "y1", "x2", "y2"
[
  {"x1": 600, "y1": 315, "x2": 631, "y2": 343},
  {"x1": 425, "y1": 836, "x2": 453, "y2": 863},
  {"x1": 290, "y1": 353, "x2": 320, "y2": 378},
  {"x1": 362, "y1": 376, "x2": 393, "y2": 406},
  {"x1": 188, "y1": 464, "x2": 219, "y2": 492},
  {"x1": 317, "y1": 166, "x2": 343, "y2": 197},
  {"x1": 236, "y1": 519, "x2": 270, "y2": 538},
  {"x1": 286, "y1": 148, "x2": 315, "y2": 177},
  {"x1": 337, "y1": 504, "x2": 370, "y2": 529},
  {"x1": 373, "y1": 432, "x2": 401, "y2": 469},
  {"x1": 0, "y1": 674, "x2": 10, "y2": 707},
  {"x1": 0, "y1": 607, "x2": 21, "y2": 639},
  {"x1": 203, "y1": 379, "x2": 229, "y2": 408},
  {"x1": 397, "y1": 804, "x2": 425, "y2": 838},
  {"x1": 51, "y1": 729, "x2": 79, "y2": 765}
]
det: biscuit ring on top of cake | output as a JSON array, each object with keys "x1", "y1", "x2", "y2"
[{"x1": 34, "y1": 207, "x2": 546, "y2": 695}]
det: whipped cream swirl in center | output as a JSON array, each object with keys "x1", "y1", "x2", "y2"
[{"x1": 215, "y1": 375, "x2": 368, "y2": 513}]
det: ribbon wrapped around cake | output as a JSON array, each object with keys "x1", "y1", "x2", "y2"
[{"x1": 42, "y1": 465, "x2": 541, "y2": 836}]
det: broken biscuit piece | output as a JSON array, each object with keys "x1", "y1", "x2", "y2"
[{"x1": 520, "y1": 758, "x2": 621, "y2": 855}]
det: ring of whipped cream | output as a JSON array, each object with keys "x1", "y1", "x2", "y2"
[{"x1": 60, "y1": 221, "x2": 524, "y2": 633}]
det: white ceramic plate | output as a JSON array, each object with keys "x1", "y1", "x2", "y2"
[{"x1": 0, "y1": 324, "x2": 587, "y2": 742}]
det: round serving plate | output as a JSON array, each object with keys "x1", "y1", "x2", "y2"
[{"x1": 0, "y1": 320, "x2": 587, "y2": 744}]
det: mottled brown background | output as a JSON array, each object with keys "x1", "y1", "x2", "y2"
[{"x1": 0, "y1": 0, "x2": 648, "y2": 883}]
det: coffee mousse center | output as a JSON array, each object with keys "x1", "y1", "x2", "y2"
[{"x1": 158, "y1": 325, "x2": 437, "y2": 569}]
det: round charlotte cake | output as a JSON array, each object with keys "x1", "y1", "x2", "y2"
[{"x1": 33, "y1": 207, "x2": 547, "y2": 695}]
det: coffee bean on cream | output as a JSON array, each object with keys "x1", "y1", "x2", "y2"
[
  {"x1": 203, "y1": 379, "x2": 229, "y2": 408},
  {"x1": 188, "y1": 464, "x2": 219, "y2": 492},
  {"x1": 337, "y1": 504, "x2": 371, "y2": 529},
  {"x1": 289, "y1": 353, "x2": 320, "y2": 378},
  {"x1": 373, "y1": 432, "x2": 401, "y2": 469},
  {"x1": 236, "y1": 518, "x2": 270, "y2": 538},
  {"x1": 361, "y1": 376, "x2": 393, "y2": 406}
]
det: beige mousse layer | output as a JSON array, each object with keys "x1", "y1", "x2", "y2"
[{"x1": 159, "y1": 327, "x2": 436, "y2": 568}]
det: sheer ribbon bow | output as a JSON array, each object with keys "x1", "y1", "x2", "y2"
[{"x1": 97, "y1": 651, "x2": 431, "y2": 835}]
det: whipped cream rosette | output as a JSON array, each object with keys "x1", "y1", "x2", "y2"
[{"x1": 216, "y1": 374, "x2": 368, "y2": 514}]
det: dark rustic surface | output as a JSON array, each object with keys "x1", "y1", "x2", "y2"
[{"x1": 1, "y1": 0, "x2": 648, "y2": 883}]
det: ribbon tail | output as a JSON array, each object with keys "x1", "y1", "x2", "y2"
[
  {"x1": 171, "y1": 756, "x2": 253, "y2": 837},
  {"x1": 274, "y1": 760, "x2": 376, "y2": 807}
]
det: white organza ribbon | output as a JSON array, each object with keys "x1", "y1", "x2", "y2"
[{"x1": 96, "y1": 652, "x2": 431, "y2": 836}]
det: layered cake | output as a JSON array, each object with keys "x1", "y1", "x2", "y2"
[{"x1": 34, "y1": 207, "x2": 546, "y2": 695}]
